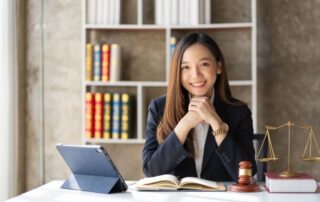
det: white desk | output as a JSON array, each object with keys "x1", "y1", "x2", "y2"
[{"x1": 5, "y1": 180, "x2": 320, "y2": 202}]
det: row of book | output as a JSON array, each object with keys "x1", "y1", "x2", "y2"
[
  {"x1": 86, "y1": 43, "x2": 121, "y2": 82},
  {"x1": 86, "y1": 37, "x2": 178, "y2": 82},
  {"x1": 155, "y1": 0, "x2": 211, "y2": 25},
  {"x1": 86, "y1": 0, "x2": 121, "y2": 25},
  {"x1": 85, "y1": 92, "x2": 133, "y2": 140}
]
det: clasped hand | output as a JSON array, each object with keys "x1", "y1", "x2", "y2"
[{"x1": 183, "y1": 97, "x2": 222, "y2": 130}]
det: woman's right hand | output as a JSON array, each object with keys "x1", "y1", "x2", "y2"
[
  {"x1": 182, "y1": 110, "x2": 203, "y2": 129},
  {"x1": 174, "y1": 111, "x2": 203, "y2": 144}
]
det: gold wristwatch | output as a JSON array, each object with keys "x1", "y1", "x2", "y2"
[{"x1": 212, "y1": 122, "x2": 229, "y2": 137}]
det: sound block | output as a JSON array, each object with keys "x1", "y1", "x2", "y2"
[{"x1": 230, "y1": 183, "x2": 260, "y2": 192}]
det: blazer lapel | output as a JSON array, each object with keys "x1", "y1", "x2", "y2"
[{"x1": 200, "y1": 91, "x2": 228, "y2": 176}]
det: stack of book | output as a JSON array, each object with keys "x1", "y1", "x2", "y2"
[
  {"x1": 86, "y1": 43, "x2": 121, "y2": 82},
  {"x1": 85, "y1": 92, "x2": 133, "y2": 140},
  {"x1": 265, "y1": 172, "x2": 318, "y2": 193},
  {"x1": 86, "y1": 0, "x2": 121, "y2": 25},
  {"x1": 155, "y1": 0, "x2": 211, "y2": 25}
]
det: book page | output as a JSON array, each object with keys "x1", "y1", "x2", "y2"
[
  {"x1": 179, "y1": 177, "x2": 221, "y2": 190},
  {"x1": 136, "y1": 174, "x2": 179, "y2": 190}
]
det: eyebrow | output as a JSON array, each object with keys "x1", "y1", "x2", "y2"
[{"x1": 181, "y1": 57, "x2": 212, "y2": 64}]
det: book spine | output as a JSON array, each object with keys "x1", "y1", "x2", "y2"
[
  {"x1": 86, "y1": 43, "x2": 93, "y2": 81},
  {"x1": 93, "y1": 44, "x2": 101, "y2": 81},
  {"x1": 103, "y1": 0, "x2": 109, "y2": 24},
  {"x1": 101, "y1": 43, "x2": 110, "y2": 81},
  {"x1": 109, "y1": 0, "x2": 115, "y2": 24},
  {"x1": 121, "y1": 93, "x2": 130, "y2": 140},
  {"x1": 171, "y1": 0, "x2": 178, "y2": 25},
  {"x1": 85, "y1": 92, "x2": 95, "y2": 139},
  {"x1": 190, "y1": 0, "x2": 199, "y2": 25},
  {"x1": 164, "y1": 0, "x2": 170, "y2": 25},
  {"x1": 110, "y1": 44, "x2": 121, "y2": 82},
  {"x1": 205, "y1": 0, "x2": 211, "y2": 24},
  {"x1": 111, "y1": 93, "x2": 121, "y2": 139},
  {"x1": 179, "y1": 0, "x2": 185, "y2": 25},
  {"x1": 87, "y1": 0, "x2": 97, "y2": 24},
  {"x1": 97, "y1": 0, "x2": 104, "y2": 24},
  {"x1": 94, "y1": 93, "x2": 103, "y2": 138},
  {"x1": 103, "y1": 93, "x2": 112, "y2": 139},
  {"x1": 155, "y1": 0, "x2": 161, "y2": 25},
  {"x1": 114, "y1": 0, "x2": 121, "y2": 24}
]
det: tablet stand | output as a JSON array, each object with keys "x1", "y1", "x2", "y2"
[{"x1": 61, "y1": 173, "x2": 125, "y2": 194}]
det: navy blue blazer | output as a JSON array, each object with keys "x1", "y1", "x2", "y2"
[{"x1": 142, "y1": 92, "x2": 257, "y2": 182}]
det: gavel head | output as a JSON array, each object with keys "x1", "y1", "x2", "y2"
[{"x1": 238, "y1": 161, "x2": 252, "y2": 185}]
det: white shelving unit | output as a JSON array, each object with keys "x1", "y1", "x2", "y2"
[{"x1": 82, "y1": 0, "x2": 257, "y2": 144}]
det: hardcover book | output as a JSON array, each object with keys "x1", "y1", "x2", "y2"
[
  {"x1": 111, "y1": 93, "x2": 121, "y2": 139},
  {"x1": 85, "y1": 92, "x2": 95, "y2": 139},
  {"x1": 136, "y1": 174, "x2": 226, "y2": 191},
  {"x1": 94, "y1": 93, "x2": 103, "y2": 138},
  {"x1": 101, "y1": 44, "x2": 110, "y2": 81},
  {"x1": 103, "y1": 93, "x2": 112, "y2": 139},
  {"x1": 110, "y1": 44, "x2": 121, "y2": 82},
  {"x1": 265, "y1": 172, "x2": 317, "y2": 193},
  {"x1": 121, "y1": 93, "x2": 130, "y2": 140},
  {"x1": 86, "y1": 43, "x2": 93, "y2": 81},
  {"x1": 94, "y1": 44, "x2": 101, "y2": 81}
]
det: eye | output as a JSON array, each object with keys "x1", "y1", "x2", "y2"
[
  {"x1": 200, "y1": 62, "x2": 210, "y2": 67},
  {"x1": 181, "y1": 65, "x2": 189, "y2": 70}
]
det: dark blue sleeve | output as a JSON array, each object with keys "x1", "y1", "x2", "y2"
[
  {"x1": 142, "y1": 99, "x2": 189, "y2": 177},
  {"x1": 215, "y1": 105, "x2": 257, "y2": 182}
]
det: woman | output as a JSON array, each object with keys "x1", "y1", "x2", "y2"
[{"x1": 142, "y1": 32, "x2": 256, "y2": 182}]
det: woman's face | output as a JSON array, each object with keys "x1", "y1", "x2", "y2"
[{"x1": 180, "y1": 43, "x2": 221, "y2": 98}]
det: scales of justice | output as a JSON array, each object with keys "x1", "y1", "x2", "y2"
[{"x1": 256, "y1": 121, "x2": 320, "y2": 177}]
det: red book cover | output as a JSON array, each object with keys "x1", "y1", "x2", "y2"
[
  {"x1": 85, "y1": 92, "x2": 95, "y2": 139},
  {"x1": 94, "y1": 93, "x2": 104, "y2": 138},
  {"x1": 265, "y1": 172, "x2": 317, "y2": 193},
  {"x1": 101, "y1": 44, "x2": 110, "y2": 81}
]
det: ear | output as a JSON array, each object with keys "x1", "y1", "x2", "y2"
[{"x1": 217, "y1": 62, "x2": 222, "y2": 74}]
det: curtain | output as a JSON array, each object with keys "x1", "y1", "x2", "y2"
[{"x1": 0, "y1": 0, "x2": 20, "y2": 200}]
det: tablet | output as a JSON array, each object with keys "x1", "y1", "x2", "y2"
[{"x1": 56, "y1": 144, "x2": 128, "y2": 193}]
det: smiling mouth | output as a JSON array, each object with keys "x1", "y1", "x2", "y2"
[{"x1": 190, "y1": 81, "x2": 206, "y2": 87}]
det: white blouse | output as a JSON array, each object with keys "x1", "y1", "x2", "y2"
[{"x1": 192, "y1": 92, "x2": 214, "y2": 177}]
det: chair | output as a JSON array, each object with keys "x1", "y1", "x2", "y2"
[{"x1": 253, "y1": 133, "x2": 268, "y2": 182}]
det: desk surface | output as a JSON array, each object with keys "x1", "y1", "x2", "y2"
[{"x1": 5, "y1": 180, "x2": 320, "y2": 202}]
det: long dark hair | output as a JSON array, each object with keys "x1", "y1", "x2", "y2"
[{"x1": 157, "y1": 32, "x2": 238, "y2": 155}]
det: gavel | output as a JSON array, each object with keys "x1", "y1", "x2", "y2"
[{"x1": 230, "y1": 161, "x2": 260, "y2": 192}]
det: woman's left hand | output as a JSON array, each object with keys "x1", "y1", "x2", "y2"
[{"x1": 188, "y1": 97, "x2": 222, "y2": 130}]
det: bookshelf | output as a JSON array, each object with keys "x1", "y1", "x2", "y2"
[{"x1": 82, "y1": 0, "x2": 257, "y2": 144}]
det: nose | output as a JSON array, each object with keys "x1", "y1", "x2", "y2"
[{"x1": 190, "y1": 66, "x2": 201, "y2": 78}]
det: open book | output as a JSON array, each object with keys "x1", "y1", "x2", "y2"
[{"x1": 136, "y1": 174, "x2": 226, "y2": 191}]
